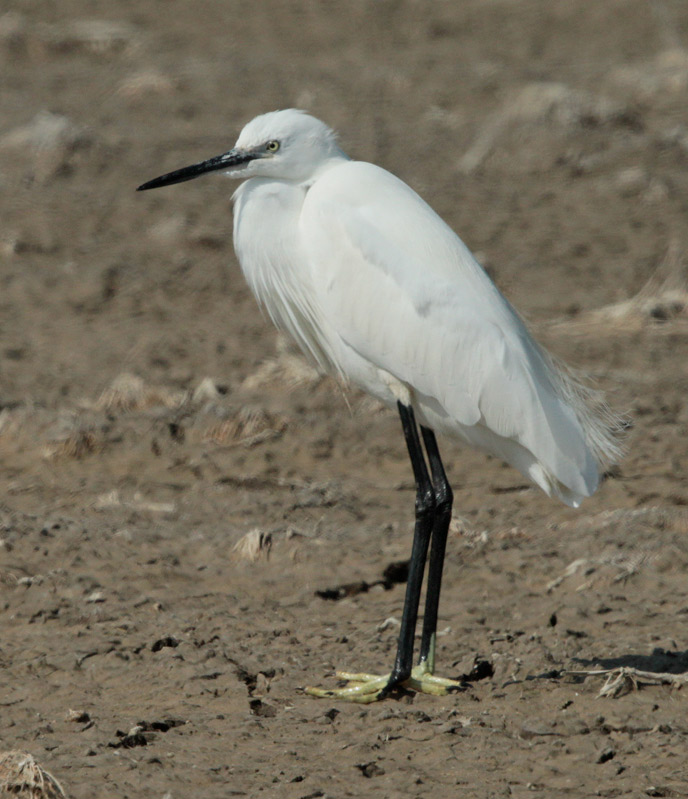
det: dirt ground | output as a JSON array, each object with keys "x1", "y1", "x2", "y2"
[{"x1": 2, "y1": 1, "x2": 688, "y2": 797}]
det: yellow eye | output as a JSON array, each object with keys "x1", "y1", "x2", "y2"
[{"x1": 266, "y1": 140, "x2": 280, "y2": 153}]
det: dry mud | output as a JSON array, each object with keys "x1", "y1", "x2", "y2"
[{"x1": 2, "y1": 2, "x2": 688, "y2": 797}]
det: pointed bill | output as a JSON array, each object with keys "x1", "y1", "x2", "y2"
[{"x1": 137, "y1": 148, "x2": 257, "y2": 191}]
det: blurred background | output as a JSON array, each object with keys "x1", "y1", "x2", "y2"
[{"x1": 2, "y1": 0, "x2": 687, "y2": 404}]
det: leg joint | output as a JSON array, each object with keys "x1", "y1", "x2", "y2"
[
  {"x1": 415, "y1": 485, "x2": 436, "y2": 517},
  {"x1": 434, "y1": 482, "x2": 453, "y2": 513}
]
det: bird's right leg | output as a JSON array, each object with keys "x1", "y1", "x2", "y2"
[
  {"x1": 409, "y1": 426, "x2": 465, "y2": 694},
  {"x1": 305, "y1": 402, "x2": 435, "y2": 702},
  {"x1": 380, "y1": 402, "x2": 436, "y2": 695},
  {"x1": 418, "y1": 425, "x2": 453, "y2": 673}
]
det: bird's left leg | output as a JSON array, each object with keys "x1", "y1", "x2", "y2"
[
  {"x1": 418, "y1": 425, "x2": 452, "y2": 673},
  {"x1": 408, "y1": 426, "x2": 465, "y2": 694},
  {"x1": 305, "y1": 402, "x2": 435, "y2": 702}
]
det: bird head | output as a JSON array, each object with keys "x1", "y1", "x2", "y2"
[{"x1": 137, "y1": 109, "x2": 346, "y2": 191}]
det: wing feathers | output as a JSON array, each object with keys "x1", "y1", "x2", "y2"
[{"x1": 301, "y1": 161, "x2": 614, "y2": 499}]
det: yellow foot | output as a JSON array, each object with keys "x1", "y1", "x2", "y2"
[{"x1": 304, "y1": 662, "x2": 465, "y2": 704}]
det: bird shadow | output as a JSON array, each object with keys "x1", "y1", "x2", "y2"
[{"x1": 572, "y1": 647, "x2": 688, "y2": 675}]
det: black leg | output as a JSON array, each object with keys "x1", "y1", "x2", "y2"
[
  {"x1": 383, "y1": 402, "x2": 436, "y2": 695},
  {"x1": 418, "y1": 426, "x2": 453, "y2": 670}
]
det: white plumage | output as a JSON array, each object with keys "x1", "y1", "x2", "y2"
[
  {"x1": 138, "y1": 109, "x2": 621, "y2": 701},
  {"x1": 229, "y1": 110, "x2": 618, "y2": 507}
]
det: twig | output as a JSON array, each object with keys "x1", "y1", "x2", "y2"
[{"x1": 565, "y1": 666, "x2": 688, "y2": 698}]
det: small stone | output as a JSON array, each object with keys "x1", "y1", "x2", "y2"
[
  {"x1": 597, "y1": 746, "x2": 616, "y2": 764},
  {"x1": 66, "y1": 709, "x2": 91, "y2": 723},
  {"x1": 614, "y1": 166, "x2": 648, "y2": 196}
]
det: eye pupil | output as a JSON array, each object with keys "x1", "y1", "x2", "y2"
[{"x1": 267, "y1": 141, "x2": 279, "y2": 152}]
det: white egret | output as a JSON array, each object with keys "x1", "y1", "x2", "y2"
[{"x1": 138, "y1": 109, "x2": 621, "y2": 703}]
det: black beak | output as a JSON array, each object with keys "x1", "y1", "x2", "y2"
[{"x1": 137, "y1": 149, "x2": 257, "y2": 191}]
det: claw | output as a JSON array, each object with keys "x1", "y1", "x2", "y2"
[{"x1": 305, "y1": 662, "x2": 466, "y2": 703}]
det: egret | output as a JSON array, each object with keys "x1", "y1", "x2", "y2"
[{"x1": 138, "y1": 109, "x2": 620, "y2": 702}]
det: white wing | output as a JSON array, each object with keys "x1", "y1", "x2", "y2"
[{"x1": 300, "y1": 161, "x2": 603, "y2": 503}]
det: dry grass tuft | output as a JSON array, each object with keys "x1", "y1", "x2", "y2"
[
  {"x1": 577, "y1": 505, "x2": 688, "y2": 535},
  {"x1": 241, "y1": 335, "x2": 324, "y2": 392},
  {"x1": 546, "y1": 506, "x2": 688, "y2": 592},
  {"x1": 34, "y1": 19, "x2": 141, "y2": 57},
  {"x1": 94, "y1": 490, "x2": 176, "y2": 515},
  {"x1": 609, "y1": 48, "x2": 688, "y2": 101},
  {"x1": 550, "y1": 245, "x2": 688, "y2": 336},
  {"x1": 0, "y1": 751, "x2": 67, "y2": 798},
  {"x1": 565, "y1": 667, "x2": 688, "y2": 698},
  {"x1": 232, "y1": 528, "x2": 272, "y2": 562},
  {"x1": 0, "y1": 407, "x2": 24, "y2": 439},
  {"x1": 0, "y1": 110, "x2": 90, "y2": 183},
  {"x1": 93, "y1": 373, "x2": 186, "y2": 412},
  {"x1": 459, "y1": 82, "x2": 627, "y2": 173},
  {"x1": 116, "y1": 70, "x2": 177, "y2": 100},
  {"x1": 546, "y1": 550, "x2": 656, "y2": 593},
  {"x1": 203, "y1": 407, "x2": 287, "y2": 448},
  {"x1": 191, "y1": 376, "x2": 223, "y2": 404},
  {"x1": 597, "y1": 666, "x2": 688, "y2": 698},
  {"x1": 44, "y1": 428, "x2": 102, "y2": 459}
]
